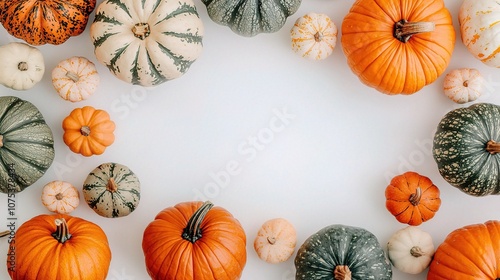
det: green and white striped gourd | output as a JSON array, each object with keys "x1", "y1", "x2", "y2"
[
  {"x1": 295, "y1": 224, "x2": 392, "y2": 279},
  {"x1": 89, "y1": 0, "x2": 203, "y2": 87},
  {"x1": 83, "y1": 162, "x2": 141, "y2": 218},
  {"x1": 433, "y1": 103, "x2": 500, "y2": 196},
  {"x1": 0, "y1": 96, "x2": 54, "y2": 193},
  {"x1": 201, "y1": 0, "x2": 302, "y2": 37}
]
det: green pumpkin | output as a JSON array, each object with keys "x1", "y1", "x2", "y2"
[
  {"x1": 433, "y1": 103, "x2": 500, "y2": 196},
  {"x1": 0, "y1": 96, "x2": 54, "y2": 193},
  {"x1": 83, "y1": 162, "x2": 141, "y2": 218},
  {"x1": 295, "y1": 224, "x2": 392, "y2": 279},
  {"x1": 201, "y1": 0, "x2": 302, "y2": 37}
]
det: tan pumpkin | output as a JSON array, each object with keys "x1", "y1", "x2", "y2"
[
  {"x1": 291, "y1": 13, "x2": 337, "y2": 60},
  {"x1": 41, "y1": 180, "x2": 80, "y2": 214},
  {"x1": 52, "y1": 56, "x2": 100, "y2": 102},
  {"x1": 254, "y1": 218, "x2": 297, "y2": 264},
  {"x1": 443, "y1": 68, "x2": 484, "y2": 104}
]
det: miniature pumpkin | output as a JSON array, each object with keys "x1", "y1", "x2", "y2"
[
  {"x1": 428, "y1": 220, "x2": 500, "y2": 279},
  {"x1": 83, "y1": 162, "x2": 140, "y2": 218},
  {"x1": 201, "y1": 0, "x2": 302, "y2": 37},
  {"x1": 0, "y1": 42, "x2": 45, "y2": 91},
  {"x1": 52, "y1": 56, "x2": 100, "y2": 102},
  {"x1": 0, "y1": 96, "x2": 55, "y2": 193},
  {"x1": 443, "y1": 68, "x2": 484, "y2": 104},
  {"x1": 459, "y1": 0, "x2": 500, "y2": 67},
  {"x1": 290, "y1": 13, "x2": 337, "y2": 60},
  {"x1": 90, "y1": 0, "x2": 204, "y2": 87},
  {"x1": 341, "y1": 0, "x2": 455, "y2": 94},
  {"x1": 62, "y1": 106, "x2": 115, "y2": 157},
  {"x1": 254, "y1": 218, "x2": 297, "y2": 264},
  {"x1": 295, "y1": 224, "x2": 392, "y2": 279},
  {"x1": 385, "y1": 171, "x2": 441, "y2": 226},
  {"x1": 433, "y1": 103, "x2": 500, "y2": 196},
  {"x1": 387, "y1": 226, "x2": 434, "y2": 274},
  {"x1": 7, "y1": 214, "x2": 111, "y2": 279},
  {"x1": 142, "y1": 201, "x2": 247, "y2": 280},
  {"x1": 0, "y1": 0, "x2": 96, "y2": 45},
  {"x1": 42, "y1": 181, "x2": 80, "y2": 214}
]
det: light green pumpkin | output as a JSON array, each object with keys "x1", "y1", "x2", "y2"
[
  {"x1": 0, "y1": 96, "x2": 54, "y2": 193},
  {"x1": 201, "y1": 0, "x2": 302, "y2": 37},
  {"x1": 83, "y1": 162, "x2": 141, "y2": 218}
]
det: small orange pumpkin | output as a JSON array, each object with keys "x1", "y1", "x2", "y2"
[
  {"x1": 385, "y1": 171, "x2": 441, "y2": 226},
  {"x1": 62, "y1": 106, "x2": 115, "y2": 157},
  {"x1": 41, "y1": 180, "x2": 80, "y2": 214}
]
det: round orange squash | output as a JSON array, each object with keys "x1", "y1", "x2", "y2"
[{"x1": 341, "y1": 0, "x2": 455, "y2": 95}]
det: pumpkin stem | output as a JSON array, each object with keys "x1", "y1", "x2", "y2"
[
  {"x1": 55, "y1": 193, "x2": 64, "y2": 200},
  {"x1": 182, "y1": 201, "x2": 214, "y2": 243},
  {"x1": 106, "y1": 178, "x2": 118, "y2": 193},
  {"x1": 394, "y1": 20, "x2": 435, "y2": 43},
  {"x1": 18, "y1": 62, "x2": 28, "y2": 71},
  {"x1": 80, "y1": 126, "x2": 91, "y2": 136},
  {"x1": 267, "y1": 236, "x2": 277, "y2": 245},
  {"x1": 0, "y1": 230, "x2": 9, "y2": 238},
  {"x1": 132, "y1": 23, "x2": 150, "y2": 40},
  {"x1": 486, "y1": 140, "x2": 500, "y2": 155},
  {"x1": 410, "y1": 246, "x2": 425, "y2": 257},
  {"x1": 334, "y1": 265, "x2": 352, "y2": 280},
  {"x1": 66, "y1": 71, "x2": 80, "y2": 82},
  {"x1": 409, "y1": 187, "x2": 422, "y2": 206},
  {"x1": 52, "y1": 218, "x2": 72, "y2": 244},
  {"x1": 314, "y1": 32, "x2": 323, "y2": 42},
  {"x1": 0, "y1": 135, "x2": 3, "y2": 148}
]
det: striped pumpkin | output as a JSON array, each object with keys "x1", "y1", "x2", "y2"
[
  {"x1": 89, "y1": 0, "x2": 204, "y2": 87},
  {"x1": 0, "y1": 96, "x2": 55, "y2": 193},
  {"x1": 83, "y1": 162, "x2": 140, "y2": 218}
]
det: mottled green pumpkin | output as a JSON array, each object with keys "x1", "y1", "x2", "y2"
[
  {"x1": 83, "y1": 162, "x2": 140, "y2": 218},
  {"x1": 201, "y1": 0, "x2": 302, "y2": 37},
  {"x1": 295, "y1": 224, "x2": 392, "y2": 279},
  {"x1": 0, "y1": 96, "x2": 55, "y2": 193},
  {"x1": 433, "y1": 103, "x2": 500, "y2": 196}
]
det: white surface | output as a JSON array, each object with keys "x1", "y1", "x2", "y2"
[{"x1": 1, "y1": 0, "x2": 500, "y2": 279}]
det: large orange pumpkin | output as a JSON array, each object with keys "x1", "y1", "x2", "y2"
[
  {"x1": 142, "y1": 201, "x2": 247, "y2": 280},
  {"x1": 341, "y1": 0, "x2": 455, "y2": 95},
  {"x1": 428, "y1": 220, "x2": 500, "y2": 279},
  {"x1": 0, "y1": 0, "x2": 96, "y2": 45},
  {"x1": 6, "y1": 214, "x2": 111, "y2": 280}
]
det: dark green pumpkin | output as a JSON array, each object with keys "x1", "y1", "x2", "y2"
[
  {"x1": 201, "y1": 0, "x2": 302, "y2": 37},
  {"x1": 294, "y1": 224, "x2": 392, "y2": 279},
  {"x1": 433, "y1": 103, "x2": 500, "y2": 196},
  {"x1": 0, "y1": 96, "x2": 54, "y2": 193}
]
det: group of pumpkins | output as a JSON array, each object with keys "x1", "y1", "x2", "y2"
[{"x1": 1, "y1": 0, "x2": 500, "y2": 279}]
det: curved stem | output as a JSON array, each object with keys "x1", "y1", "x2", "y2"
[
  {"x1": 106, "y1": 178, "x2": 118, "y2": 193},
  {"x1": 267, "y1": 236, "x2": 276, "y2": 245},
  {"x1": 334, "y1": 265, "x2": 352, "y2": 280},
  {"x1": 132, "y1": 23, "x2": 150, "y2": 40},
  {"x1": 486, "y1": 140, "x2": 500, "y2": 155},
  {"x1": 182, "y1": 201, "x2": 214, "y2": 243},
  {"x1": 0, "y1": 230, "x2": 9, "y2": 238},
  {"x1": 409, "y1": 187, "x2": 422, "y2": 206},
  {"x1": 394, "y1": 20, "x2": 435, "y2": 43},
  {"x1": 51, "y1": 218, "x2": 72, "y2": 243},
  {"x1": 80, "y1": 126, "x2": 91, "y2": 136},
  {"x1": 410, "y1": 246, "x2": 425, "y2": 257},
  {"x1": 18, "y1": 62, "x2": 28, "y2": 71}
]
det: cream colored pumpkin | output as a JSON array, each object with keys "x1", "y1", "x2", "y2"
[
  {"x1": 443, "y1": 68, "x2": 484, "y2": 104},
  {"x1": 459, "y1": 0, "x2": 500, "y2": 67},
  {"x1": 52, "y1": 56, "x2": 100, "y2": 102},
  {"x1": 387, "y1": 226, "x2": 434, "y2": 275},
  {"x1": 290, "y1": 13, "x2": 337, "y2": 60},
  {"x1": 0, "y1": 42, "x2": 45, "y2": 90},
  {"x1": 254, "y1": 218, "x2": 297, "y2": 264},
  {"x1": 41, "y1": 181, "x2": 80, "y2": 214}
]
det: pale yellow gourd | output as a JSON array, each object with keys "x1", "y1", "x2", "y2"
[
  {"x1": 443, "y1": 68, "x2": 484, "y2": 104},
  {"x1": 41, "y1": 181, "x2": 80, "y2": 214},
  {"x1": 291, "y1": 13, "x2": 337, "y2": 60},
  {"x1": 254, "y1": 218, "x2": 297, "y2": 264},
  {"x1": 52, "y1": 56, "x2": 100, "y2": 102}
]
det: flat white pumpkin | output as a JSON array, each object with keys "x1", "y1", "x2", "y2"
[
  {"x1": 387, "y1": 226, "x2": 434, "y2": 274},
  {"x1": 443, "y1": 68, "x2": 484, "y2": 104},
  {"x1": 0, "y1": 42, "x2": 45, "y2": 90},
  {"x1": 89, "y1": 0, "x2": 204, "y2": 87},
  {"x1": 52, "y1": 56, "x2": 100, "y2": 102},
  {"x1": 41, "y1": 181, "x2": 80, "y2": 214},
  {"x1": 291, "y1": 13, "x2": 337, "y2": 60},
  {"x1": 254, "y1": 218, "x2": 297, "y2": 264}
]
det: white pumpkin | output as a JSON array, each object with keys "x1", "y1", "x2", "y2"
[
  {"x1": 0, "y1": 42, "x2": 45, "y2": 90},
  {"x1": 387, "y1": 226, "x2": 434, "y2": 275},
  {"x1": 443, "y1": 68, "x2": 484, "y2": 104},
  {"x1": 89, "y1": 0, "x2": 204, "y2": 87},
  {"x1": 52, "y1": 56, "x2": 100, "y2": 102},
  {"x1": 459, "y1": 0, "x2": 500, "y2": 67},
  {"x1": 290, "y1": 13, "x2": 337, "y2": 60},
  {"x1": 254, "y1": 218, "x2": 297, "y2": 264}
]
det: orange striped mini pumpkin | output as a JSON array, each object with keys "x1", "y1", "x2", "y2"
[{"x1": 52, "y1": 57, "x2": 100, "y2": 102}]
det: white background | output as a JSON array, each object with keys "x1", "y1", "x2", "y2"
[{"x1": 1, "y1": 0, "x2": 500, "y2": 279}]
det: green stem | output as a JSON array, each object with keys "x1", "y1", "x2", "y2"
[
  {"x1": 51, "y1": 218, "x2": 72, "y2": 243},
  {"x1": 182, "y1": 201, "x2": 214, "y2": 243}
]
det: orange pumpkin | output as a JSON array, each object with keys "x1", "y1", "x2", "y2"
[
  {"x1": 0, "y1": 0, "x2": 96, "y2": 45},
  {"x1": 7, "y1": 214, "x2": 111, "y2": 279},
  {"x1": 341, "y1": 0, "x2": 455, "y2": 94},
  {"x1": 385, "y1": 171, "x2": 441, "y2": 226},
  {"x1": 62, "y1": 106, "x2": 115, "y2": 157},
  {"x1": 428, "y1": 220, "x2": 500, "y2": 279},
  {"x1": 142, "y1": 201, "x2": 247, "y2": 280}
]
